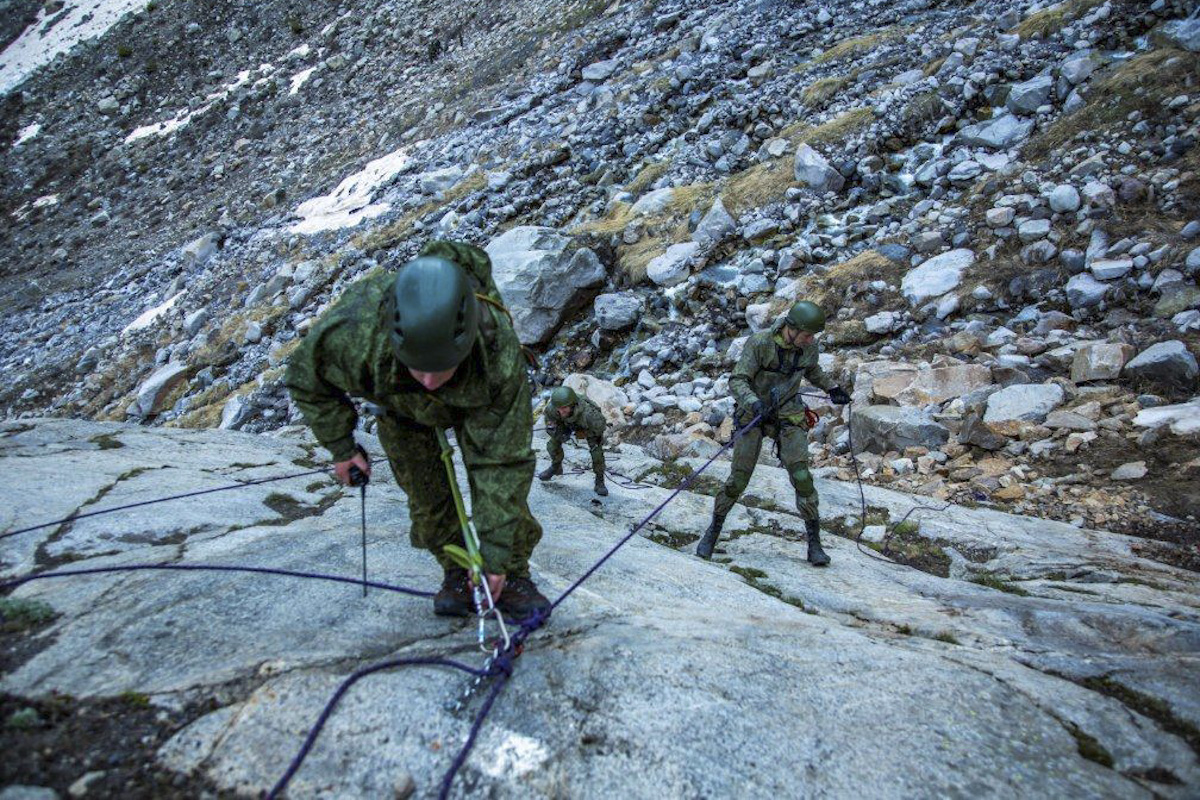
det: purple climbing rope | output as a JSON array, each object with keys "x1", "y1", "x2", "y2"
[{"x1": 0, "y1": 563, "x2": 433, "y2": 598}]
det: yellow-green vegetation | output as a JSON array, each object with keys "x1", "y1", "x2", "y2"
[
  {"x1": 1029, "y1": 48, "x2": 1200, "y2": 158},
  {"x1": 923, "y1": 56, "x2": 946, "y2": 77},
  {"x1": 779, "y1": 249, "x2": 900, "y2": 315},
  {"x1": 779, "y1": 107, "x2": 873, "y2": 148},
  {"x1": 802, "y1": 74, "x2": 851, "y2": 105},
  {"x1": 358, "y1": 170, "x2": 484, "y2": 253},
  {"x1": 572, "y1": 183, "x2": 714, "y2": 282},
  {"x1": 723, "y1": 159, "x2": 794, "y2": 217},
  {"x1": 1015, "y1": 0, "x2": 1106, "y2": 39},
  {"x1": 969, "y1": 574, "x2": 1031, "y2": 596},
  {"x1": 809, "y1": 27, "x2": 906, "y2": 67},
  {"x1": 626, "y1": 161, "x2": 670, "y2": 195}
]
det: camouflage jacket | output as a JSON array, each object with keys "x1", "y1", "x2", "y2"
[
  {"x1": 729, "y1": 318, "x2": 833, "y2": 419},
  {"x1": 543, "y1": 395, "x2": 606, "y2": 440},
  {"x1": 285, "y1": 240, "x2": 535, "y2": 570}
]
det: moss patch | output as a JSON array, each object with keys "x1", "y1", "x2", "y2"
[
  {"x1": 0, "y1": 599, "x2": 57, "y2": 633},
  {"x1": 1077, "y1": 676, "x2": 1200, "y2": 757},
  {"x1": 88, "y1": 434, "x2": 125, "y2": 450},
  {"x1": 802, "y1": 74, "x2": 851, "y2": 106},
  {"x1": 1065, "y1": 723, "x2": 1114, "y2": 768},
  {"x1": 969, "y1": 574, "x2": 1031, "y2": 597},
  {"x1": 1015, "y1": 0, "x2": 1105, "y2": 39}
]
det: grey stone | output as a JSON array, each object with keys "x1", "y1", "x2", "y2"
[
  {"x1": 582, "y1": 58, "x2": 619, "y2": 81},
  {"x1": 485, "y1": 227, "x2": 606, "y2": 344},
  {"x1": 983, "y1": 383, "x2": 1065, "y2": 423},
  {"x1": 1071, "y1": 342, "x2": 1134, "y2": 382},
  {"x1": 1006, "y1": 74, "x2": 1053, "y2": 115},
  {"x1": 1110, "y1": 461, "x2": 1148, "y2": 481},
  {"x1": 1048, "y1": 185, "x2": 1080, "y2": 213},
  {"x1": 1060, "y1": 53, "x2": 1098, "y2": 85},
  {"x1": 183, "y1": 309, "x2": 209, "y2": 338},
  {"x1": 631, "y1": 187, "x2": 676, "y2": 216},
  {"x1": 1018, "y1": 219, "x2": 1051, "y2": 242},
  {"x1": 594, "y1": 292, "x2": 642, "y2": 331},
  {"x1": 645, "y1": 242, "x2": 700, "y2": 287},
  {"x1": 1185, "y1": 247, "x2": 1200, "y2": 276},
  {"x1": 1124, "y1": 340, "x2": 1199, "y2": 391},
  {"x1": 181, "y1": 233, "x2": 220, "y2": 267},
  {"x1": 1158, "y1": 17, "x2": 1200, "y2": 52},
  {"x1": 850, "y1": 405, "x2": 950, "y2": 453},
  {"x1": 793, "y1": 143, "x2": 844, "y2": 193},
  {"x1": 901, "y1": 249, "x2": 974, "y2": 305},
  {"x1": 959, "y1": 114, "x2": 1034, "y2": 149},
  {"x1": 0, "y1": 788, "x2": 59, "y2": 800},
  {"x1": 1091, "y1": 258, "x2": 1133, "y2": 281},
  {"x1": 691, "y1": 198, "x2": 736, "y2": 245},
  {"x1": 129, "y1": 363, "x2": 189, "y2": 418},
  {"x1": 986, "y1": 207, "x2": 1015, "y2": 227},
  {"x1": 864, "y1": 311, "x2": 901, "y2": 334},
  {"x1": 1065, "y1": 273, "x2": 1108, "y2": 308},
  {"x1": 219, "y1": 395, "x2": 254, "y2": 430}
]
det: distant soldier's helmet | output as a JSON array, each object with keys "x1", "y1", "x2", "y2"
[
  {"x1": 784, "y1": 300, "x2": 825, "y2": 334},
  {"x1": 551, "y1": 386, "x2": 578, "y2": 407},
  {"x1": 387, "y1": 256, "x2": 479, "y2": 371}
]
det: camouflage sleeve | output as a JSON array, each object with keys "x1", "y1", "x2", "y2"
[
  {"x1": 542, "y1": 403, "x2": 561, "y2": 437},
  {"x1": 284, "y1": 319, "x2": 361, "y2": 462},
  {"x1": 729, "y1": 337, "x2": 763, "y2": 410},
  {"x1": 585, "y1": 401, "x2": 607, "y2": 437},
  {"x1": 804, "y1": 346, "x2": 834, "y2": 391},
  {"x1": 460, "y1": 360, "x2": 537, "y2": 575}
]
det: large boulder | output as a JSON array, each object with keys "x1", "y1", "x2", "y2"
[
  {"x1": 645, "y1": 242, "x2": 700, "y2": 286},
  {"x1": 1123, "y1": 340, "x2": 1199, "y2": 392},
  {"x1": 128, "y1": 362, "x2": 189, "y2": 418},
  {"x1": 485, "y1": 227, "x2": 606, "y2": 345},
  {"x1": 871, "y1": 363, "x2": 994, "y2": 406},
  {"x1": 1134, "y1": 397, "x2": 1200, "y2": 435},
  {"x1": 793, "y1": 143, "x2": 844, "y2": 193},
  {"x1": 562, "y1": 372, "x2": 629, "y2": 425},
  {"x1": 958, "y1": 114, "x2": 1034, "y2": 149},
  {"x1": 901, "y1": 249, "x2": 974, "y2": 305},
  {"x1": 850, "y1": 405, "x2": 950, "y2": 454},
  {"x1": 1006, "y1": 74, "x2": 1053, "y2": 115},
  {"x1": 1065, "y1": 273, "x2": 1108, "y2": 308},
  {"x1": 983, "y1": 383, "x2": 1065, "y2": 423},
  {"x1": 1070, "y1": 342, "x2": 1135, "y2": 383}
]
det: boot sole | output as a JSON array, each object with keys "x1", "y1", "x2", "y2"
[{"x1": 433, "y1": 602, "x2": 473, "y2": 617}]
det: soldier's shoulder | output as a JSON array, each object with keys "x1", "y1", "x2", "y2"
[{"x1": 746, "y1": 329, "x2": 776, "y2": 350}]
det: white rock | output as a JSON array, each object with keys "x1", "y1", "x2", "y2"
[
  {"x1": 1048, "y1": 185, "x2": 1081, "y2": 213},
  {"x1": 582, "y1": 59, "x2": 620, "y2": 81},
  {"x1": 793, "y1": 143, "x2": 844, "y2": 193},
  {"x1": 645, "y1": 242, "x2": 700, "y2": 287},
  {"x1": 901, "y1": 249, "x2": 974, "y2": 305},
  {"x1": 1133, "y1": 397, "x2": 1200, "y2": 435},
  {"x1": 1065, "y1": 273, "x2": 1108, "y2": 308},
  {"x1": 983, "y1": 383, "x2": 1065, "y2": 423},
  {"x1": 1091, "y1": 258, "x2": 1133, "y2": 281},
  {"x1": 1111, "y1": 461, "x2": 1148, "y2": 481}
]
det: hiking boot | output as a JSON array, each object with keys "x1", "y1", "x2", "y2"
[
  {"x1": 593, "y1": 474, "x2": 608, "y2": 497},
  {"x1": 433, "y1": 568, "x2": 473, "y2": 617},
  {"x1": 538, "y1": 463, "x2": 562, "y2": 482},
  {"x1": 805, "y1": 519, "x2": 830, "y2": 567},
  {"x1": 695, "y1": 510, "x2": 726, "y2": 560},
  {"x1": 496, "y1": 576, "x2": 551, "y2": 622}
]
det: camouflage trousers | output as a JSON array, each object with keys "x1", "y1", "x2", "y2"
[
  {"x1": 547, "y1": 433, "x2": 605, "y2": 478},
  {"x1": 712, "y1": 416, "x2": 818, "y2": 522},
  {"x1": 375, "y1": 415, "x2": 542, "y2": 578}
]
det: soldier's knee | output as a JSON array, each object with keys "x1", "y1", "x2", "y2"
[
  {"x1": 726, "y1": 469, "x2": 751, "y2": 495},
  {"x1": 791, "y1": 467, "x2": 815, "y2": 496}
]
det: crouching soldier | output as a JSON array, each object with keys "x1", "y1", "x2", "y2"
[
  {"x1": 695, "y1": 301, "x2": 850, "y2": 565},
  {"x1": 538, "y1": 386, "x2": 608, "y2": 497},
  {"x1": 285, "y1": 239, "x2": 550, "y2": 620}
]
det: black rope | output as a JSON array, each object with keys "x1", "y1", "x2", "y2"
[{"x1": 0, "y1": 457, "x2": 389, "y2": 542}]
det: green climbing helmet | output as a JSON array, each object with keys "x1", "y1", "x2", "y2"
[
  {"x1": 387, "y1": 255, "x2": 479, "y2": 372},
  {"x1": 550, "y1": 386, "x2": 578, "y2": 407},
  {"x1": 784, "y1": 300, "x2": 825, "y2": 334}
]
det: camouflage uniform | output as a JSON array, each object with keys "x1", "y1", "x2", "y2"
[
  {"x1": 543, "y1": 396, "x2": 607, "y2": 479},
  {"x1": 714, "y1": 317, "x2": 834, "y2": 522},
  {"x1": 285, "y1": 241, "x2": 541, "y2": 578}
]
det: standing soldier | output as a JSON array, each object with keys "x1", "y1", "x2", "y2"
[
  {"x1": 538, "y1": 386, "x2": 609, "y2": 497},
  {"x1": 695, "y1": 301, "x2": 850, "y2": 565},
  {"x1": 285, "y1": 240, "x2": 550, "y2": 620}
]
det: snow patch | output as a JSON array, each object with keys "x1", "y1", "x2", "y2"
[
  {"x1": 289, "y1": 67, "x2": 316, "y2": 95},
  {"x1": 126, "y1": 67, "x2": 263, "y2": 143},
  {"x1": 124, "y1": 291, "x2": 184, "y2": 334},
  {"x1": 0, "y1": 0, "x2": 147, "y2": 95},
  {"x1": 288, "y1": 43, "x2": 311, "y2": 59},
  {"x1": 33, "y1": 195, "x2": 58, "y2": 209},
  {"x1": 289, "y1": 147, "x2": 413, "y2": 234},
  {"x1": 15, "y1": 123, "x2": 41, "y2": 145}
]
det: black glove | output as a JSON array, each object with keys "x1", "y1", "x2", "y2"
[
  {"x1": 750, "y1": 399, "x2": 768, "y2": 418},
  {"x1": 828, "y1": 386, "x2": 851, "y2": 405},
  {"x1": 348, "y1": 444, "x2": 370, "y2": 487}
]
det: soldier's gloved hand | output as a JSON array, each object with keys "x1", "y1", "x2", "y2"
[
  {"x1": 750, "y1": 399, "x2": 768, "y2": 418},
  {"x1": 828, "y1": 386, "x2": 851, "y2": 405},
  {"x1": 333, "y1": 449, "x2": 372, "y2": 486}
]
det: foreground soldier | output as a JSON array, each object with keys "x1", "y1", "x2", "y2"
[
  {"x1": 285, "y1": 240, "x2": 550, "y2": 620},
  {"x1": 538, "y1": 386, "x2": 608, "y2": 497},
  {"x1": 696, "y1": 301, "x2": 850, "y2": 564}
]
